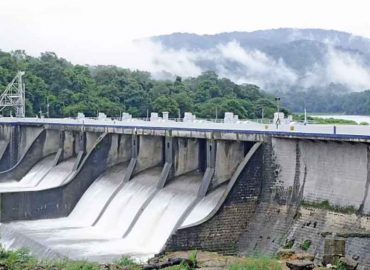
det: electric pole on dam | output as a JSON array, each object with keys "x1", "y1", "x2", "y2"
[{"x1": 0, "y1": 71, "x2": 26, "y2": 118}]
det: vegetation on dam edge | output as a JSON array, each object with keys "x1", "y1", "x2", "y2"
[{"x1": 0, "y1": 247, "x2": 285, "y2": 270}]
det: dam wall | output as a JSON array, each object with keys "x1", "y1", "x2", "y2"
[
  {"x1": 0, "y1": 132, "x2": 160, "y2": 221},
  {"x1": 135, "y1": 135, "x2": 163, "y2": 173},
  {"x1": 0, "y1": 129, "x2": 61, "y2": 181},
  {"x1": 272, "y1": 138, "x2": 369, "y2": 210},
  {"x1": 166, "y1": 137, "x2": 370, "y2": 268},
  {"x1": 0, "y1": 125, "x2": 43, "y2": 171},
  {"x1": 166, "y1": 141, "x2": 263, "y2": 254},
  {"x1": 173, "y1": 138, "x2": 199, "y2": 177},
  {"x1": 0, "y1": 121, "x2": 370, "y2": 267},
  {"x1": 212, "y1": 140, "x2": 245, "y2": 188}
]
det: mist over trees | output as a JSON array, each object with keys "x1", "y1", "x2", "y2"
[
  {"x1": 278, "y1": 87, "x2": 370, "y2": 114},
  {"x1": 0, "y1": 50, "x2": 279, "y2": 119}
]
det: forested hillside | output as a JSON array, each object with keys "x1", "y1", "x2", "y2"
[
  {"x1": 0, "y1": 50, "x2": 278, "y2": 119},
  {"x1": 152, "y1": 28, "x2": 370, "y2": 114},
  {"x1": 277, "y1": 88, "x2": 370, "y2": 114}
]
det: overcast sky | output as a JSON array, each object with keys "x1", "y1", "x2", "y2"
[{"x1": 1, "y1": 0, "x2": 370, "y2": 67}]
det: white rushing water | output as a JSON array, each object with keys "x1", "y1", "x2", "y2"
[
  {"x1": 0, "y1": 156, "x2": 76, "y2": 192},
  {"x1": 49, "y1": 172, "x2": 202, "y2": 260},
  {"x1": 29, "y1": 166, "x2": 162, "y2": 242},
  {"x1": 181, "y1": 184, "x2": 226, "y2": 227},
  {"x1": 0, "y1": 155, "x2": 55, "y2": 189},
  {"x1": 36, "y1": 158, "x2": 76, "y2": 189},
  {"x1": 0, "y1": 165, "x2": 227, "y2": 262},
  {"x1": 9, "y1": 163, "x2": 130, "y2": 231},
  {"x1": 1, "y1": 166, "x2": 163, "y2": 260}
]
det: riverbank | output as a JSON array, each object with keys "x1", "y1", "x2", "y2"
[{"x1": 0, "y1": 248, "x2": 287, "y2": 270}]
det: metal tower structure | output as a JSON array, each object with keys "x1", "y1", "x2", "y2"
[{"x1": 0, "y1": 71, "x2": 26, "y2": 117}]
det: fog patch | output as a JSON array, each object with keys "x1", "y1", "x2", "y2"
[{"x1": 114, "y1": 38, "x2": 370, "y2": 92}]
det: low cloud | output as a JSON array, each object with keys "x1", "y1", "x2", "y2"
[
  {"x1": 113, "y1": 39, "x2": 370, "y2": 92},
  {"x1": 215, "y1": 41, "x2": 298, "y2": 88},
  {"x1": 325, "y1": 48, "x2": 370, "y2": 90}
]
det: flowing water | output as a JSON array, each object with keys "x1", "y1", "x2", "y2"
[
  {"x1": 0, "y1": 158, "x2": 227, "y2": 263},
  {"x1": 0, "y1": 167, "x2": 163, "y2": 259},
  {"x1": 10, "y1": 163, "x2": 130, "y2": 231},
  {"x1": 25, "y1": 166, "x2": 162, "y2": 242},
  {"x1": 0, "y1": 155, "x2": 55, "y2": 189},
  {"x1": 0, "y1": 156, "x2": 76, "y2": 192},
  {"x1": 35, "y1": 158, "x2": 77, "y2": 189},
  {"x1": 49, "y1": 172, "x2": 203, "y2": 261},
  {"x1": 182, "y1": 184, "x2": 226, "y2": 227}
]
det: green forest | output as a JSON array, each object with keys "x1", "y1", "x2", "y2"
[{"x1": 0, "y1": 50, "x2": 280, "y2": 119}]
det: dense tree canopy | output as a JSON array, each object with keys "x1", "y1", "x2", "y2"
[{"x1": 0, "y1": 50, "x2": 280, "y2": 119}]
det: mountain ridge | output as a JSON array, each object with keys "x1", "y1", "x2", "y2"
[{"x1": 149, "y1": 28, "x2": 370, "y2": 114}]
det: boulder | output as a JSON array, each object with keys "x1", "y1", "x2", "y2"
[
  {"x1": 339, "y1": 256, "x2": 358, "y2": 270},
  {"x1": 292, "y1": 253, "x2": 315, "y2": 261},
  {"x1": 143, "y1": 257, "x2": 194, "y2": 270},
  {"x1": 277, "y1": 248, "x2": 295, "y2": 259},
  {"x1": 286, "y1": 260, "x2": 314, "y2": 270}
]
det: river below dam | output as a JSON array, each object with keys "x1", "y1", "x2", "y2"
[{"x1": 311, "y1": 114, "x2": 370, "y2": 124}]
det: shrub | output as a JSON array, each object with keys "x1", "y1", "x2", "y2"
[
  {"x1": 283, "y1": 239, "x2": 294, "y2": 249},
  {"x1": 188, "y1": 250, "x2": 198, "y2": 268},
  {"x1": 228, "y1": 256, "x2": 282, "y2": 270},
  {"x1": 115, "y1": 256, "x2": 138, "y2": 267},
  {"x1": 300, "y1": 240, "x2": 312, "y2": 251}
]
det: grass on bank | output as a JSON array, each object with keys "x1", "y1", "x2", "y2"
[
  {"x1": 164, "y1": 256, "x2": 282, "y2": 270},
  {"x1": 293, "y1": 114, "x2": 359, "y2": 125},
  {"x1": 0, "y1": 247, "x2": 283, "y2": 270},
  {"x1": 0, "y1": 247, "x2": 141, "y2": 270},
  {"x1": 228, "y1": 256, "x2": 282, "y2": 270},
  {"x1": 301, "y1": 199, "x2": 358, "y2": 214}
]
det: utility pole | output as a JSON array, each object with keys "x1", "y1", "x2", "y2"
[
  {"x1": 275, "y1": 97, "x2": 281, "y2": 129},
  {"x1": 275, "y1": 97, "x2": 280, "y2": 114},
  {"x1": 46, "y1": 96, "x2": 50, "y2": 118},
  {"x1": 304, "y1": 107, "x2": 307, "y2": 125}
]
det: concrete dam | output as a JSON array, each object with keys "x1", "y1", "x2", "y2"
[{"x1": 0, "y1": 118, "x2": 370, "y2": 268}]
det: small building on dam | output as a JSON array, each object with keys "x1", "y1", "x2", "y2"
[{"x1": 0, "y1": 116, "x2": 369, "y2": 268}]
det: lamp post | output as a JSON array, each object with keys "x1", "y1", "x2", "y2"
[
  {"x1": 275, "y1": 97, "x2": 280, "y2": 113},
  {"x1": 275, "y1": 97, "x2": 281, "y2": 129},
  {"x1": 46, "y1": 97, "x2": 50, "y2": 118},
  {"x1": 303, "y1": 101, "x2": 307, "y2": 125}
]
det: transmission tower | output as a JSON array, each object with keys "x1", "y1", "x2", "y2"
[{"x1": 0, "y1": 71, "x2": 26, "y2": 117}]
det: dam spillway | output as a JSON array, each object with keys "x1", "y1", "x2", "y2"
[{"x1": 0, "y1": 118, "x2": 370, "y2": 268}]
